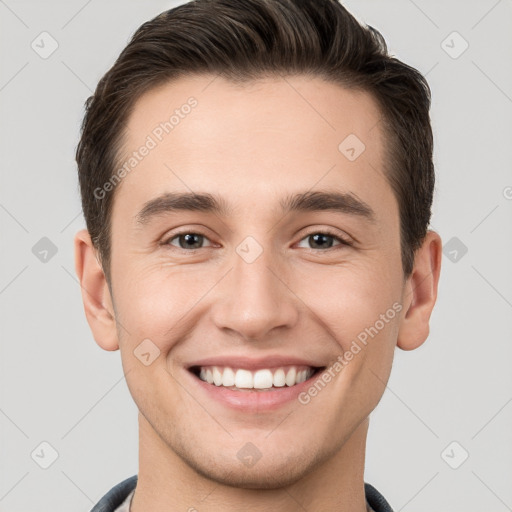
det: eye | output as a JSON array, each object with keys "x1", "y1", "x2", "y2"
[
  {"x1": 296, "y1": 230, "x2": 352, "y2": 250},
  {"x1": 162, "y1": 229, "x2": 352, "y2": 252},
  {"x1": 165, "y1": 232, "x2": 214, "y2": 250}
]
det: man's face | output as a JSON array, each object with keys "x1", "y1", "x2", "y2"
[{"x1": 107, "y1": 74, "x2": 405, "y2": 487}]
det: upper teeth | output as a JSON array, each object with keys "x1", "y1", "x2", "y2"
[{"x1": 198, "y1": 366, "x2": 314, "y2": 389}]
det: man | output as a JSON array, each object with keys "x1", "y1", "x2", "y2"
[{"x1": 74, "y1": 0, "x2": 442, "y2": 510}]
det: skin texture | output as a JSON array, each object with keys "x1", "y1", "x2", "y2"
[{"x1": 74, "y1": 74, "x2": 442, "y2": 512}]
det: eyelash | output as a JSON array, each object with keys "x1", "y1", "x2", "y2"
[{"x1": 161, "y1": 229, "x2": 353, "y2": 253}]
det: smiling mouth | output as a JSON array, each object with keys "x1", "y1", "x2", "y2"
[{"x1": 189, "y1": 365, "x2": 325, "y2": 391}]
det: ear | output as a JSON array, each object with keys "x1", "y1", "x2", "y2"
[
  {"x1": 397, "y1": 230, "x2": 442, "y2": 351},
  {"x1": 74, "y1": 229, "x2": 119, "y2": 351}
]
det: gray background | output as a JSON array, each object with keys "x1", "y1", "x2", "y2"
[{"x1": 1, "y1": 0, "x2": 511, "y2": 510}]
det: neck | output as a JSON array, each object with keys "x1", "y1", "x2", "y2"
[{"x1": 131, "y1": 413, "x2": 370, "y2": 512}]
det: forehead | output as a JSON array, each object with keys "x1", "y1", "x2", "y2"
[{"x1": 114, "y1": 74, "x2": 395, "y2": 224}]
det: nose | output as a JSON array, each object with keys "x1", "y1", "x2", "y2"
[{"x1": 211, "y1": 243, "x2": 299, "y2": 342}]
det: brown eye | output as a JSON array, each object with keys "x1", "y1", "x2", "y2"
[
  {"x1": 166, "y1": 232, "x2": 213, "y2": 250},
  {"x1": 297, "y1": 231, "x2": 351, "y2": 250}
]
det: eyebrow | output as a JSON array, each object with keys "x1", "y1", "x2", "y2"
[{"x1": 135, "y1": 190, "x2": 376, "y2": 225}]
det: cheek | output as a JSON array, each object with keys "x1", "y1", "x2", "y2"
[
  {"x1": 112, "y1": 235, "x2": 402, "y2": 354},
  {"x1": 291, "y1": 262, "x2": 401, "y2": 350},
  {"x1": 113, "y1": 264, "x2": 213, "y2": 346}
]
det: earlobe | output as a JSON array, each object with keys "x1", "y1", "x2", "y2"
[
  {"x1": 74, "y1": 229, "x2": 119, "y2": 351},
  {"x1": 397, "y1": 230, "x2": 442, "y2": 351}
]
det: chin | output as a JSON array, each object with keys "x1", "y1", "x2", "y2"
[{"x1": 179, "y1": 445, "x2": 325, "y2": 490}]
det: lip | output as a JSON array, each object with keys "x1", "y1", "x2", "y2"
[
  {"x1": 186, "y1": 355, "x2": 324, "y2": 371},
  {"x1": 184, "y1": 356, "x2": 325, "y2": 412}
]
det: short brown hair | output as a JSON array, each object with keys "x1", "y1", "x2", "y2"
[{"x1": 76, "y1": 0, "x2": 434, "y2": 284}]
